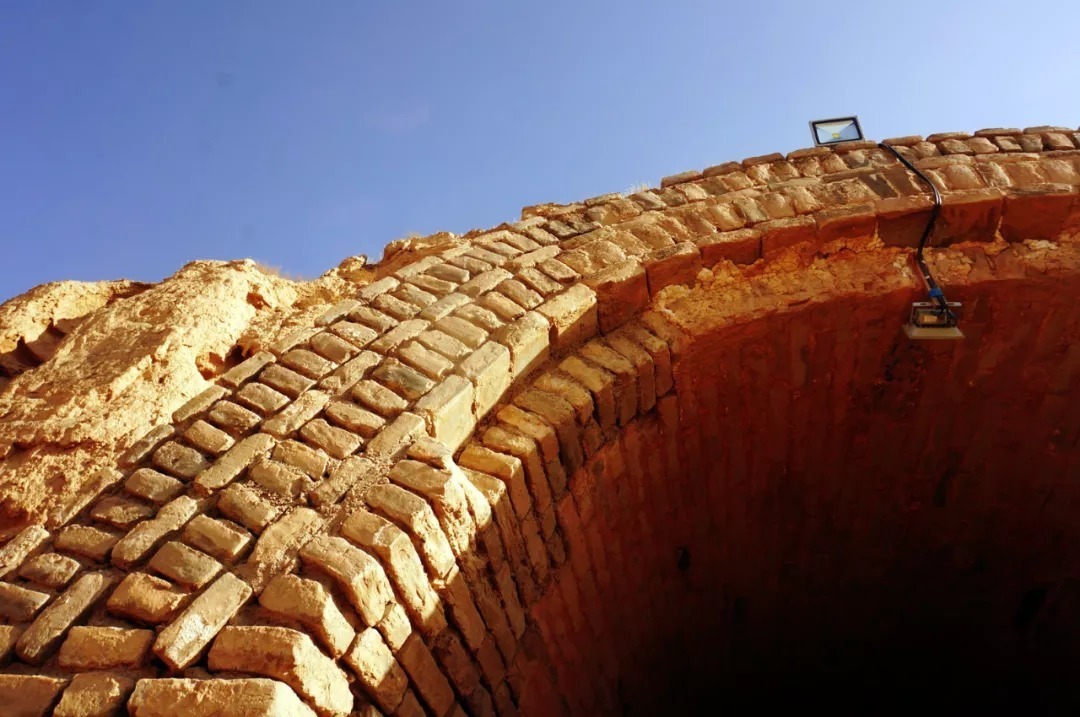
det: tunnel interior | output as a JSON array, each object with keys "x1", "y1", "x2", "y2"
[{"x1": 523, "y1": 270, "x2": 1080, "y2": 716}]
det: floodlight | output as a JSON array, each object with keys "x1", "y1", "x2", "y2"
[
  {"x1": 809, "y1": 116, "x2": 864, "y2": 146},
  {"x1": 902, "y1": 301, "x2": 964, "y2": 340}
]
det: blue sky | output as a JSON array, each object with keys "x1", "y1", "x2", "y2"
[{"x1": 2, "y1": 0, "x2": 1079, "y2": 302}]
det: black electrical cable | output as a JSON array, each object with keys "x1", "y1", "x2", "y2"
[{"x1": 878, "y1": 142, "x2": 955, "y2": 321}]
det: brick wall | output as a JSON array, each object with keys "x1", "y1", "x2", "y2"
[{"x1": 1, "y1": 125, "x2": 1080, "y2": 716}]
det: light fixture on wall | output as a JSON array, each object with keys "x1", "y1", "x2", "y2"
[
  {"x1": 808, "y1": 115, "x2": 963, "y2": 339},
  {"x1": 809, "y1": 116, "x2": 864, "y2": 146}
]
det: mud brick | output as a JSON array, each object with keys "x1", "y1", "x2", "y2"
[
  {"x1": 207, "y1": 400, "x2": 262, "y2": 435},
  {"x1": 0, "y1": 675, "x2": 68, "y2": 717},
  {"x1": 368, "y1": 319, "x2": 427, "y2": 354},
  {"x1": 345, "y1": 628, "x2": 410, "y2": 713},
  {"x1": 340, "y1": 508, "x2": 447, "y2": 638},
  {"x1": 420, "y1": 293, "x2": 472, "y2": 322},
  {"x1": 19, "y1": 552, "x2": 80, "y2": 590},
  {"x1": 106, "y1": 572, "x2": 187, "y2": 624},
  {"x1": 537, "y1": 284, "x2": 599, "y2": 351},
  {"x1": 455, "y1": 304, "x2": 504, "y2": 333},
  {"x1": 366, "y1": 412, "x2": 427, "y2": 461},
  {"x1": 559, "y1": 355, "x2": 617, "y2": 433},
  {"x1": 427, "y1": 263, "x2": 470, "y2": 283},
  {"x1": 259, "y1": 364, "x2": 316, "y2": 398},
  {"x1": 218, "y1": 483, "x2": 281, "y2": 533},
  {"x1": 329, "y1": 320, "x2": 379, "y2": 349},
  {"x1": 53, "y1": 672, "x2": 134, "y2": 717},
  {"x1": 350, "y1": 305, "x2": 398, "y2": 333},
  {"x1": 194, "y1": 432, "x2": 275, "y2": 495},
  {"x1": 111, "y1": 496, "x2": 201, "y2": 569},
  {"x1": 433, "y1": 316, "x2": 488, "y2": 350},
  {"x1": 0, "y1": 582, "x2": 50, "y2": 622},
  {"x1": 119, "y1": 425, "x2": 175, "y2": 468},
  {"x1": 262, "y1": 390, "x2": 331, "y2": 439},
  {"x1": 398, "y1": 634, "x2": 456, "y2": 717},
  {"x1": 318, "y1": 350, "x2": 382, "y2": 393},
  {"x1": 270, "y1": 327, "x2": 319, "y2": 355},
  {"x1": 235, "y1": 381, "x2": 290, "y2": 415},
  {"x1": 459, "y1": 268, "x2": 514, "y2": 298},
  {"x1": 353, "y1": 379, "x2": 409, "y2": 417},
  {"x1": 374, "y1": 358, "x2": 436, "y2": 400},
  {"x1": 249, "y1": 457, "x2": 315, "y2": 499},
  {"x1": 367, "y1": 482, "x2": 457, "y2": 580},
  {"x1": 517, "y1": 267, "x2": 562, "y2": 296},
  {"x1": 479, "y1": 291, "x2": 527, "y2": 321},
  {"x1": 0, "y1": 524, "x2": 50, "y2": 579},
  {"x1": 580, "y1": 342, "x2": 638, "y2": 425},
  {"x1": 153, "y1": 572, "x2": 252, "y2": 670},
  {"x1": 273, "y1": 439, "x2": 329, "y2": 479},
  {"x1": 57, "y1": 625, "x2": 154, "y2": 670},
  {"x1": 207, "y1": 626, "x2": 353, "y2": 717},
  {"x1": 374, "y1": 292, "x2": 422, "y2": 320},
  {"x1": 583, "y1": 259, "x2": 648, "y2": 333},
  {"x1": 416, "y1": 330, "x2": 471, "y2": 361},
  {"x1": 149, "y1": 541, "x2": 222, "y2": 589},
  {"x1": 358, "y1": 276, "x2": 401, "y2": 301},
  {"x1": 316, "y1": 298, "x2": 362, "y2": 326},
  {"x1": 173, "y1": 385, "x2": 228, "y2": 423},
  {"x1": 456, "y1": 341, "x2": 511, "y2": 419},
  {"x1": 414, "y1": 376, "x2": 475, "y2": 452},
  {"x1": 182, "y1": 514, "x2": 251, "y2": 562},
  {"x1": 310, "y1": 331, "x2": 358, "y2": 363},
  {"x1": 398, "y1": 341, "x2": 455, "y2": 380},
  {"x1": 238, "y1": 507, "x2": 325, "y2": 593},
  {"x1": 299, "y1": 535, "x2": 394, "y2": 626},
  {"x1": 280, "y1": 348, "x2": 336, "y2": 380},
  {"x1": 325, "y1": 399, "x2": 386, "y2": 438},
  {"x1": 605, "y1": 332, "x2": 656, "y2": 413},
  {"x1": 260, "y1": 573, "x2": 355, "y2": 658},
  {"x1": 300, "y1": 418, "x2": 362, "y2": 459},
  {"x1": 152, "y1": 441, "x2": 209, "y2": 480},
  {"x1": 17, "y1": 571, "x2": 112, "y2": 665},
  {"x1": 538, "y1": 257, "x2": 580, "y2": 284},
  {"x1": 458, "y1": 445, "x2": 531, "y2": 519},
  {"x1": 219, "y1": 351, "x2": 275, "y2": 388},
  {"x1": 396, "y1": 282, "x2": 439, "y2": 307},
  {"x1": 494, "y1": 312, "x2": 550, "y2": 380},
  {"x1": 91, "y1": 496, "x2": 154, "y2": 530},
  {"x1": 56, "y1": 525, "x2": 120, "y2": 562},
  {"x1": 183, "y1": 420, "x2": 235, "y2": 455},
  {"x1": 310, "y1": 456, "x2": 378, "y2": 508},
  {"x1": 126, "y1": 678, "x2": 315, "y2": 717}
]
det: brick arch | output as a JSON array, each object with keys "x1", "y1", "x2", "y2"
[{"x1": 1, "y1": 125, "x2": 1080, "y2": 716}]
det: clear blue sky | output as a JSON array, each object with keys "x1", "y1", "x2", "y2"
[{"x1": 2, "y1": 0, "x2": 1078, "y2": 302}]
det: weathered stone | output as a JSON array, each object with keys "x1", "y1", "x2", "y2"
[
  {"x1": 208, "y1": 626, "x2": 353, "y2": 716},
  {"x1": 17, "y1": 571, "x2": 112, "y2": 665},
  {"x1": 260, "y1": 574, "x2": 355, "y2": 658},
  {"x1": 153, "y1": 572, "x2": 252, "y2": 670},
  {"x1": 127, "y1": 678, "x2": 316, "y2": 717},
  {"x1": 56, "y1": 626, "x2": 154, "y2": 669},
  {"x1": 345, "y1": 628, "x2": 410, "y2": 713},
  {"x1": 299, "y1": 535, "x2": 394, "y2": 626},
  {"x1": 106, "y1": 572, "x2": 188, "y2": 624}
]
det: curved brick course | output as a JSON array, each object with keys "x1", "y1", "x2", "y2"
[{"x1": 2, "y1": 126, "x2": 1080, "y2": 715}]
